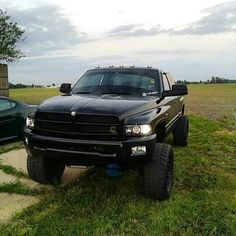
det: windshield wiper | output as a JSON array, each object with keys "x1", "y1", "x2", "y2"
[
  {"x1": 102, "y1": 92, "x2": 131, "y2": 95},
  {"x1": 75, "y1": 91, "x2": 91, "y2": 94}
]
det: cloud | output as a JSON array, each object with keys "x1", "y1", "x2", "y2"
[
  {"x1": 109, "y1": 24, "x2": 142, "y2": 34},
  {"x1": 169, "y1": 1, "x2": 236, "y2": 35},
  {"x1": 109, "y1": 24, "x2": 163, "y2": 37},
  {"x1": 109, "y1": 1, "x2": 236, "y2": 37},
  {"x1": 138, "y1": 48, "x2": 224, "y2": 55},
  {"x1": 8, "y1": 5, "x2": 88, "y2": 56},
  {"x1": 138, "y1": 49, "x2": 204, "y2": 55},
  {"x1": 3, "y1": 1, "x2": 236, "y2": 84},
  {"x1": 9, "y1": 55, "x2": 90, "y2": 85}
]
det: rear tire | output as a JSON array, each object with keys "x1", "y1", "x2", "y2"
[
  {"x1": 27, "y1": 154, "x2": 65, "y2": 185},
  {"x1": 172, "y1": 115, "x2": 189, "y2": 146},
  {"x1": 144, "y1": 143, "x2": 173, "y2": 200}
]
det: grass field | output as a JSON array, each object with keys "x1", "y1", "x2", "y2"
[
  {"x1": 185, "y1": 84, "x2": 236, "y2": 129},
  {"x1": 9, "y1": 83, "x2": 236, "y2": 124},
  {"x1": 0, "y1": 84, "x2": 235, "y2": 235},
  {"x1": 10, "y1": 87, "x2": 61, "y2": 105}
]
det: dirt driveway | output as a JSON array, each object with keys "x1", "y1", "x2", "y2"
[{"x1": 0, "y1": 149, "x2": 87, "y2": 223}]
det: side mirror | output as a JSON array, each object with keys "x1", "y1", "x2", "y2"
[
  {"x1": 163, "y1": 84, "x2": 188, "y2": 96},
  {"x1": 60, "y1": 83, "x2": 71, "y2": 94}
]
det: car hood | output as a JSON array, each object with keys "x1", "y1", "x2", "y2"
[
  {"x1": 21, "y1": 102, "x2": 38, "y2": 109},
  {"x1": 37, "y1": 94, "x2": 158, "y2": 119}
]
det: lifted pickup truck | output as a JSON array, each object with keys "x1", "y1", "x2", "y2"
[{"x1": 24, "y1": 66, "x2": 188, "y2": 200}]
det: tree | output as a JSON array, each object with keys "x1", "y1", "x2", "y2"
[{"x1": 0, "y1": 9, "x2": 25, "y2": 62}]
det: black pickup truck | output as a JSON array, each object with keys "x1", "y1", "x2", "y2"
[{"x1": 24, "y1": 66, "x2": 188, "y2": 200}]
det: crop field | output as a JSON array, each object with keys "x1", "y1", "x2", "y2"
[
  {"x1": 9, "y1": 84, "x2": 236, "y2": 125},
  {"x1": 0, "y1": 84, "x2": 235, "y2": 235},
  {"x1": 185, "y1": 84, "x2": 236, "y2": 128}
]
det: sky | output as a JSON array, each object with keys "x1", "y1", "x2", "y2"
[{"x1": 1, "y1": 0, "x2": 236, "y2": 85}]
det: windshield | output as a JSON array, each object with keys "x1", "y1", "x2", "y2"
[{"x1": 71, "y1": 69, "x2": 160, "y2": 97}]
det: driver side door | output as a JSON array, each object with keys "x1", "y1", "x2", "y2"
[{"x1": 0, "y1": 98, "x2": 20, "y2": 140}]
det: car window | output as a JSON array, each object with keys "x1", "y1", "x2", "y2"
[
  {"x1": 76, "y1": 74, "x2": 103, "y2": 87},
  {"x1": 0, "y1": 99, "x2": 12, "y2": 112},
  {"x1": 166, "y1": 72, "x2": 175, "y2": 87},
  {"x1": 106, "y1": 73, "x2": 156, "y2": 91},
  {"x1": 71, "y1": 69, "x2": 159, "y2": 96},
  {"x1": 10, "y1": 101, "x2": 17, "y2": 108},
  {"x1": 163, "y1": 73, "x2": 171, "y2": 91}
]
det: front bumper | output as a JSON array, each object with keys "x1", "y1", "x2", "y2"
[{"x1": 24, "y1": 128, "x2": 156, "y2": 167}]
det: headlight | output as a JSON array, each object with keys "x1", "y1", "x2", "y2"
[
  {"x1": 126, "y1": 124, "x2": 152, "y2": 136},
  {"x1": 26, "y1": 117, "x2": 35, "y2": 129}
]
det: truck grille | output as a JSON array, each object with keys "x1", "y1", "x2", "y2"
[{"x1": 34, "y1": 112, "x2": 123, "y2": 140}]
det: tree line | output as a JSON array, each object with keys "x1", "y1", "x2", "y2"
[
  {"x1": 9, "y1": 83, "x2": 43, "y2": 89},
  {"x1": 177, "y1": 77, "x2": 236, "y2": 84}
]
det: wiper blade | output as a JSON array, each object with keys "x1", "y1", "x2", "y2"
[
  {"x1": 102, "y1": 92, "x2": 131, "y2": 95},
  {"x1": 75, "y1": 91, "x2": 91, "y2": 94}
]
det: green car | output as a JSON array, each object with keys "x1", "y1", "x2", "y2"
[{"x1": 0, "y1": 96, "x2": 37, "y2": 141}]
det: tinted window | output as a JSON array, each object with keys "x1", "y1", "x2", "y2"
[
  {"x1": 71, "y1": 69, "x2": 159, "y2": 96},
  {"x1": 0, "y1": 99, "x2": 12, "y2": 112}
]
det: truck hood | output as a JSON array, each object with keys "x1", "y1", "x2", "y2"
[{"x1": 37, "y1": 94, "x2": 158, "y2": 119}]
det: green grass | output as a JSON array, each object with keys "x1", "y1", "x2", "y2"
[
  {"x1": 1, "y1": 84, "x2": 235, "y2": 234},
  {"x1": 0, "y1": 164, "x2": 27, "y2": 178},
  {"x1": 0, "y1": 116, "x2": 235, "y2": 235},
  {"x1": 9, "y1": 88, "x2": 60, "y2": 105},
  {"x1": 0, "y1": 181, "x2": 46, "y2": 196}
]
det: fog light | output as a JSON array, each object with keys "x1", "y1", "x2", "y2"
[
  {"x1": 131, "y1": 146, "x2": 146, "y2": 156},
  {"x1": 25, "y1": 136, "x2": 29, "y2": 145},
  {"x1": 132, "y1": 125, "x2": 141, "y2": 135}
]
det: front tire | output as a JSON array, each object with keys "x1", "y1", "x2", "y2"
[
  {"x1": 144, "y1": 143, "x2": 174, "y2": 200},
  {"x1": 27, "y1": 154, "x2": 65, "y2": 185},
  {"x1": 172, "y1": 115, "x2": 189, "y2": 146}
]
